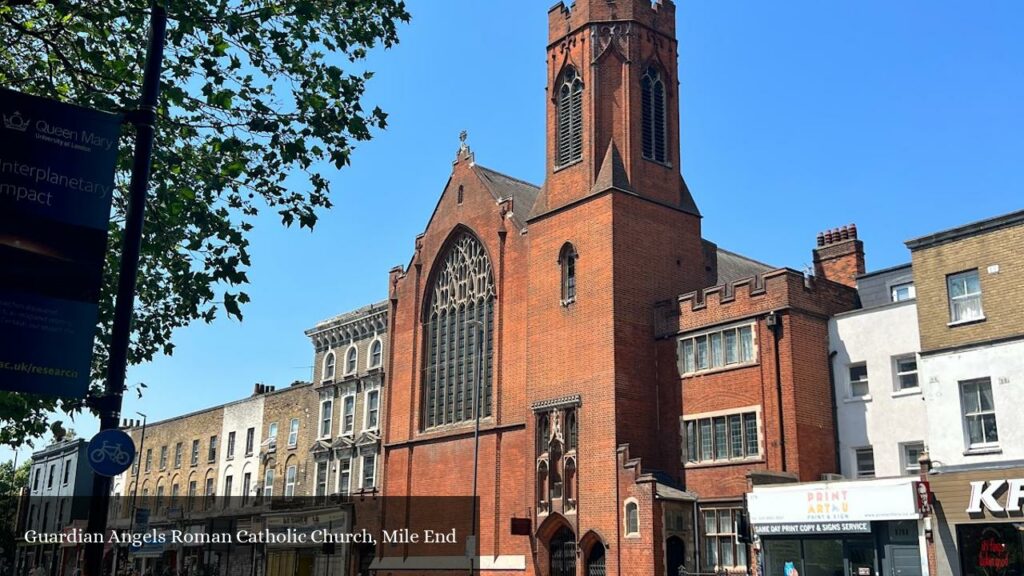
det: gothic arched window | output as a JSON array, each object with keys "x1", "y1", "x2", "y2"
[
  {"x1": 423, "y1": 232, "x2": 495, "y2": 428},
  {"x1": 641, "y1": 66, "x2": 667, "y2": 163},
  {"x1": 555, "y1": 66, "x2": 583, "y2": 167},
  {"x1": 560, "y1": 243, "x2": 577, "y2": 304}
]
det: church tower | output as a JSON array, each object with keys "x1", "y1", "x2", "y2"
[
  {"x1": 526, "y1": 1, "x2": 705, "y2": 574},
  {"x1": 532, "y1": 0, "x2": 700, "y2": 215}
]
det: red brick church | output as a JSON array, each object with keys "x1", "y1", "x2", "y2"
[{"x1": 380, "y1": 1, "x2": 860, "y2": 575}]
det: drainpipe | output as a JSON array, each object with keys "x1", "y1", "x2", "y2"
[
  {"x1": 827, "y1": 350, "x2": 841, "y2": 474},
  {"x1": 766, "y1": 311, "x2": 786, "y2": 472}
]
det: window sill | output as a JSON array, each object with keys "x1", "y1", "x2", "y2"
[
  {"x1": 684, "y1": 457, "x2": 764, "y2": 470},
  {"x1": 682, "y1": 361, "x2": 759, "y2": 379},
  {"x1": 964, "y1": 446, "x2": 1001, "y2": 456},
  {"x1": 560, "y1": 298, "x2": 576, "y2": 308},
  {"x1": 553, "y1": 159, "x2": 583, "y2": 173},
  {"x1": 844, "y1": 395, "x2": 872, "y2": 404},
  {"x1": 948, "y1": 317, "x2": 986, "y2": 328},
  {"x1": 642, "y1": 157, "x2": 673, "y2": 169},
  {"x1": 891, "y1": 388, "x2": 921, "y2": 398}
]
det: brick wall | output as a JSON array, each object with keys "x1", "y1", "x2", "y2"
[{"x1": 910, "y1": 222, "x2": 1024, "y2": 352}]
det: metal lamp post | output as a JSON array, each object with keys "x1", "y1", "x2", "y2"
[
  {"x1": 124, "y1": 413, "x2": 147, "y2": 575},
  {"x1": 467, "y1": 319, "x2": 485, "y2": 575}
]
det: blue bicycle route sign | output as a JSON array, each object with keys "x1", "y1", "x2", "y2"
[{"x1": 87, "y1": 428, "x2": 136, "y2": 477}]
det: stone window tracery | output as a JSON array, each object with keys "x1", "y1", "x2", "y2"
[
  {"x1": 423, "y1": 232, "x2": 495, "y2": 428},
  {"x1": 641, "y1": 65, "x2": 667, "y2": 163},
  {"x1": 555, "y1": 66, "x2": 583, "y2": 167}
]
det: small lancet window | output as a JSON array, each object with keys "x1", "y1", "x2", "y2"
[
  {"x1": 641, "y1": 66, "x2": 667, "y2": 163},
  {"x1": 560, "y1": 243, "x2": 578, "y2": 305}
]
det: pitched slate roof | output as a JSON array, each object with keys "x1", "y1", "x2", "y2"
[
  {"x1": 703, "y1": 240, "x2": 775, "y2": 288},
  {"x1": 474, "y1": 165, "x2": 540, "y2": 228}
]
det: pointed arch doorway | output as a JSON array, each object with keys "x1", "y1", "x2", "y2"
[{"x1": 549, "y1": 526, "x2": 576, "y2": 576}]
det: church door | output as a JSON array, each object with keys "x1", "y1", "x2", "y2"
[
  {"x1": 586, "y1": 544, "x2": 606, "y2": 576},
  {"x1": 550, "y1": 527, "x2": 577, "y2": 576}
]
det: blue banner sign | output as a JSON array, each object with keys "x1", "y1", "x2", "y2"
[{"x1": 0, "y1": 88, "x2": 122, "y2": 397}]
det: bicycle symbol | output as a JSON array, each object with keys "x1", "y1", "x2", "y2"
[{"x1": 89, "y1": 441, "x2": 132, "y2": 467}]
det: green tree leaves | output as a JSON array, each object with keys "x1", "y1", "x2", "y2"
[{"x1": 0, "y1": 0, "x2": 409, "y2": 446}]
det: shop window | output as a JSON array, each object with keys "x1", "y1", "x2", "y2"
[{"x1": 957, "y1": 523, "x2": 1023, "y2": 576}]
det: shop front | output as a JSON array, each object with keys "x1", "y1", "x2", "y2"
[
  {"x1": 749, "y1": 478, "x2": 926, "y2": 576},
  {"x1": 926, "y1": 463, "x2": 1024, "y2": 576}
]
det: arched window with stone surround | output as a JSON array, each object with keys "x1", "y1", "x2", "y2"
[
  {"x1": 555, "y1": 66, "x2": 583, "y2": 167},
  {"x1": 322, "y1": 352, "x2": 336, "y2": 381},
  {"x1": 641, "y1": 65, "x2": 667, "y2": 163},
  {"x1": 422, "y1": 231, "x2": 495, "y2": 428}
]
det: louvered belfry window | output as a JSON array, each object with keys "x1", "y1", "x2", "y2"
[
  {"x1": 423, "y1": 232, "x2": 495, "y2": 428},
  {"x1": 555, "y1": 66, "x2": 583, "y2": 167},
  {"x1": 641, "y1": 66, "x2": 667, "y2": 163}
]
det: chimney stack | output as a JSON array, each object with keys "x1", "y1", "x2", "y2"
[{"x1": 812, "y1": 223, "x2": 865, "y2": 288}]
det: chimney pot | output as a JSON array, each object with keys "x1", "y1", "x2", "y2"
[
  {"x1": 841, "y1": 226, "x2": 849, "y2": 240},
  {"x1": 816, "y1": 232, "x2": 824, "y2": 247},
  {"x1": 850, "y1": 224, "x2": 858, "y2": 239}
]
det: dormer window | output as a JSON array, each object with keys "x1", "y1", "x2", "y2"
[
  {"x1": 555, "y1": 66, "x2": 583, "y2": 168},
  {"x1": 641, "y1": 66, "x2": 667, "y2": 163}
]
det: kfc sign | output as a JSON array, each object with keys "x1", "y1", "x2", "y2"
[{"x1": 966, "y1": 479, "x2": 1024, "y2": 514}]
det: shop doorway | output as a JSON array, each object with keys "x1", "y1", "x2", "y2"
[{"x1": 884, "y1": 545, "x2": 922, "y2": 576}]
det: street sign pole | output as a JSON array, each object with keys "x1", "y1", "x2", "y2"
[{"x1": 83, "y1": 5, "x2": 166, "y2": 576}]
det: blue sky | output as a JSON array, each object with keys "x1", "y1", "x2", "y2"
[{"x1": 5, "y1": 0, "x2": 1022, "y2": 461}]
